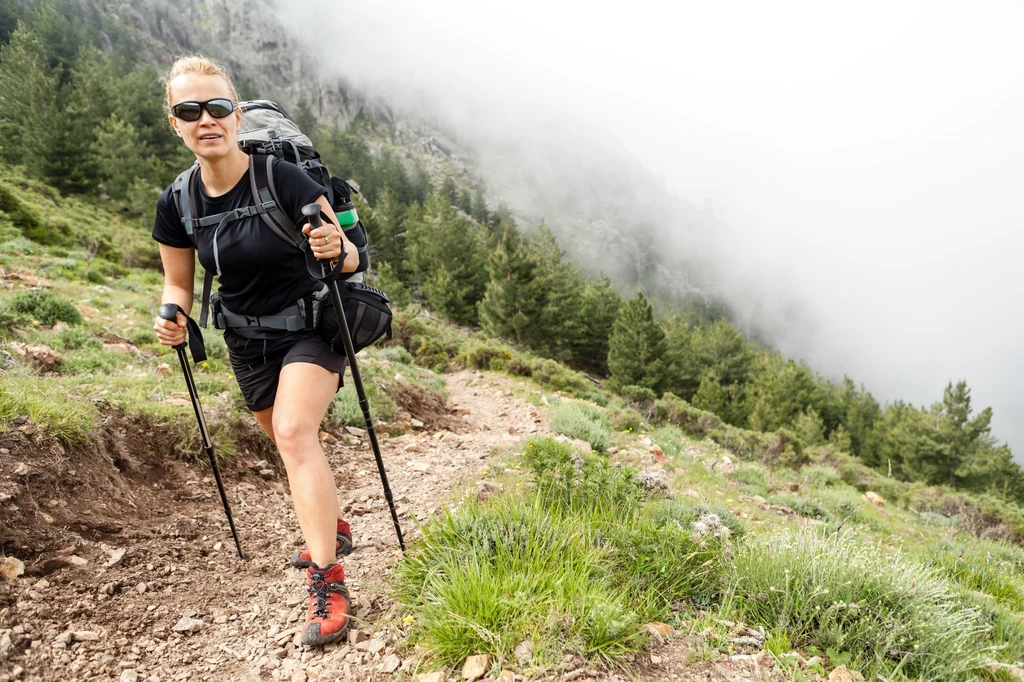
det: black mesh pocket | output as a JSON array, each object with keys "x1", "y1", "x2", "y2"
[{"x1": 336, "y1": 282, "x2": 392, "y2": 354}]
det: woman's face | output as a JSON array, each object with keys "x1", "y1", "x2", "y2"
[{"x1": 167, "y1": 73, "x2": 242, "y2": 161}]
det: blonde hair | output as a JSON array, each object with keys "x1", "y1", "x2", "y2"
[{"x1": 162, "y1": 55, "x2": 240, "y2": 113}]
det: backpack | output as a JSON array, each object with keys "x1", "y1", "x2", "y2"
[{"x1": 171, "y1": 100, "x2": 390, "y2": 353}]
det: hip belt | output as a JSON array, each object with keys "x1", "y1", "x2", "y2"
[{"x1": 213, "y1": 285, "x2": 329, "y2": 331}]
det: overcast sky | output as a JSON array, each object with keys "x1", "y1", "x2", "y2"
[{"x1": 279, "y1": 1, "x2": 1024, "y2": 453}]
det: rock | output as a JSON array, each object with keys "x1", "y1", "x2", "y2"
[
  {"x1": 120, "y1": 670, "x2": 139, "y2": 682},
  {"x1": 7, "y1": 342, "x2": 62, "y2": 371},
  {"x1": 408, "y1": 461, "x2": 432, "y2": 473},
  {"x1": 462, "y1": 654, "x2": 489, "y2": 680},
  {"x1": 72, "y1": 631, "x2": 100, "y2": 642},
  {"x1": 720, "y1": 455, "x2": 733, "y2": 465},
  {"x1": 649, "y1": 445, "x2": 666, "y2": 463},
  {"x1": 105, "y1": 548, "x2": 127, "y2": 568},
  {"x1": 416, "y1": 674, "x2": 445, "y2": 682},
  {"x1": 404, "y1": 444, "x2": 425, "y2": 453},
  {"x1": 514, "y1": 639, "x2": 533, "y2": 664},
  {"x1": 67, "y1": 555, "x2": 89, "y2": 566},
  {"x1": 645, "y1": 622, "x2": 674, "y2": 645},
  {"x1": 136, "y1": 582, "x2": 148, "y2": 594},
  {"x1": 497, "y1": 672, "x2": 516, "y2": 682},
  {"x1": 366, "y1": 638, "x2": 386, "y2": 655},
  {"x1": 318, "y1": 430, "x2": 337, "y2": 444},
  {"x1": 380, "y1": 653, "x2": 401, "y2": 674},
  {"x1": 477, "y1": 480, "x2": 502, "y2": 503},
  {"x1": 0, "y1": 633, "x2": 11, "y2": 659},
  {"x1": 54, "y1": 631, "x2": 72, "y2": 645},
  {"x1": 155, "y1": 363, "x2": 173, "y2": 376},
  {"x1": 0, "y1": 556, "x2": 25, "y2": 581},
  {"x1": 345, "y1": 426, "x2": 366, "y2": 438},
  {"x1": 411, "y1": 419, "x2": 425, "y2": 429},
  {"x1": 863, "y1": 491, "x2": 886, "y2": 507},
  {"x1": 32, "y1": 579, "x2": 49, "y2": 591},
  {"x1": 570, "y1": 439, "x2": 593, "y2": 454},
  {"x1": 171, "y1": 616, "x2": 205, "y2": 634},
  {"x1": 259, "y1": 469, "x2": 275, "y2": 479},
  {"x1": 829, "y1": 665, "x2": 863, "y2": 682},
  {"x1": 348, "y1": 630, "x2": 369, "y2": 646},
  {"x1": 785, "y1": 482, "x2": 800, "y2": 493},
  {"x1": 13, "y1": 462, "x2": 29, "y2": 477}
]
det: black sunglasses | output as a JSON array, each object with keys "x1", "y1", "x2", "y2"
[{"x1": 170, "y1": 98, "x2": 236, "y2": 122}]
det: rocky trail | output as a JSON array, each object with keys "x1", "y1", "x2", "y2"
[{"x1": 1, "y1": 370, "x2": 781, "y2": 682}]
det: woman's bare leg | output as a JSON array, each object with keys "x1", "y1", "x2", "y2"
[{"x1": 262, "y1": 362, "x2": 341, "y2": 567}]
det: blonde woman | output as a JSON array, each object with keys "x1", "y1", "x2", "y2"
[{"x1": 152, "y1": 55, "x2": 356, "y2": 646}]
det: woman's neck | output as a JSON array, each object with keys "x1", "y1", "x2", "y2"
[{"x1": 197, "y1": 148, "x2": 250, "y2": 197}]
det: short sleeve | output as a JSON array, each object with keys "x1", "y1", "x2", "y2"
[
  {"x1": 270, "y1": 157, "x2": 329, "y2": 226},
  {"x1": 151, "y1": 185, "x2": 194, "y2": 249}
]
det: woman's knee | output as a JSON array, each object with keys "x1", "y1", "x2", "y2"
[{"x1": 272, "y1": 412, "x2": 319, "y2": 460}]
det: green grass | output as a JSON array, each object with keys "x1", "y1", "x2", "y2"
[
  {"x1": 0, "y1": 371, "x2": 99, "y2": 444},
  {"x1": 727, "y1": 528, "x2": 1020, "y2": 681},
  {"x1": 393, "y1": 436, "x2": 728, "y2": 669}
]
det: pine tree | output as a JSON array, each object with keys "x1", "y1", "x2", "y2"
[
  {"x1": 440, "y1": 175, "x2": 459, "y2": 205},
  {"x1": 92, "y1": 114, "x2": 157, "y2": 200},
  {"x1": 569, "y1": 276, "x2": 620, "y2": 373},
  {"x1": 359, "y1": 188, "x2": 407, "y2": 275},
  {"x1": 470, "y1": 187, "x2": 489, "y2": 225},
  {"x1": 0, "y1": 27, "x2": 57, "y2": 170},
  {"x1": 405, "y1": 193, "x2": 487, "y2": 325},
  {"x1": 478, "y1": 224, "x2": 548, "y2": 345},
  {"x1": 606, "y1": 292, "x2": 670, "y2": 393}
]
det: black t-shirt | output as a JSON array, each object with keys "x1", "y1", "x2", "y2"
[{"x1": 152, "y1": 157, "x2": 325, "y2": 316}]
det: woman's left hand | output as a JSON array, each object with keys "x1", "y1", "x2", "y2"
[{"x1": 302, "y1": 221, "x2": 345, "y2": 261}]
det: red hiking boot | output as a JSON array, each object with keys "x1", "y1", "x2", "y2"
[
  {"x1": 301, "y1": 563, "x2": 351, "y2": 647},
  {"x1": 290, "y1": 519, "x2": 353, "y2": 569}
]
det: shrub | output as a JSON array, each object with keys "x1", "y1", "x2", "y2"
[
  {"x1": 550, "y1": 402, "x2": 612, "y2": 452},
  {"x1": 656, "y1": 392, "x2": 722, "y2": 435},
  {"x1": 457, "y1": 340, "x2": 513, "y2": 371},
  {"x1": 522, "y1": 436, "x2": 642, "y2": 514},
  {"x1": 57, "y1": 326, "x2": 101, "y2": 350},
  {"x1": 607, "y1": 406, "x2": 643, "y2": 432},
  {"x1": 531, "y1": 358, "x2": 590, "y2": 393},
  {"x1": 8, "y1": 289, "x2": 82, "y2": 326}
]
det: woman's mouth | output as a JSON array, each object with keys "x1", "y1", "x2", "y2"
[{"x1": 199, "y1": 134, "x2": 221, "y2": 142}]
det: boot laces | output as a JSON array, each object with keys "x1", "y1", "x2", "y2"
[{"x1": 308, "y1": 572, "x2": 331, "y2": 619}]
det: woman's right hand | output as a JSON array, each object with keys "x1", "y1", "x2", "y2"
[{"x1": 153, "y1": 311, "x2": 187, "y2": 347}]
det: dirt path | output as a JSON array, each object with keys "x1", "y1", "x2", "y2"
[{"x1": 1, "y1": 370, "x2": 779, "y2": 682}]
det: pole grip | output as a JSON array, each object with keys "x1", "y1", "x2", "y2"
[
  {"x1": 301, "y1": 203, "x2": 323, "y2": 230},
  {"x1": 158, "y1": 303, "x2": 187, "y2": 352}
]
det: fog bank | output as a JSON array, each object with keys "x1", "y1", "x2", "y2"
[{"x1": 278, "y1": 1, "x2": 1024, "y2": 453}]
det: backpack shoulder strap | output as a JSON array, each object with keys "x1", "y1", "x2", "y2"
[
  {"x1": 172, "y1": 163, "x2": 200, "y2": 246},
  {"x1": 249, "y1": 154, "x2": 305, "y2": 249}
]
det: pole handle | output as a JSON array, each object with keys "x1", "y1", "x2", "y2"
[
  {"x1": 301, "y1": 203, "x2": 323, "y2": 230},
  {"x1": 158, "y1": 303, "x2": 187, "y2": 352}
]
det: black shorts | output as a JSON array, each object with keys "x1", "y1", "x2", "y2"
[{"x1": 224, "y1": 306, "x2": 347, "y2": 412}]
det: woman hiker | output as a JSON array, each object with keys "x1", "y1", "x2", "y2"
[{"x1": 151, "y1": 55, "x2": 355, "y2": 647}]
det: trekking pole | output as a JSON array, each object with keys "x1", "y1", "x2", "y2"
[
  {"x1": 301, "y1": 204, "x2": 406, "y2": 554},
  {"x1": 158, "y1": 304, "x2": 245, "y2": 560}
]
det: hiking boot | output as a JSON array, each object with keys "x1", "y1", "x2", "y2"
[
  {"x1": 301, "y1": 563, "x2": 350, "y2": 647},
  {"x1": 290, "y1": 519, "x2": 353, "y2": 569}
]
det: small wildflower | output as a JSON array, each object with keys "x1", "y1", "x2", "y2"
[{"x1": 403, "y1": 616, "x2": 414, "y2": 624}]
